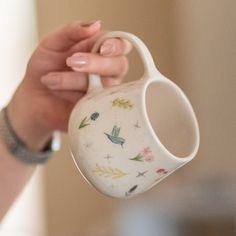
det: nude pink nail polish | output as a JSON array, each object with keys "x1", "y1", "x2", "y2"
[
  {"x1": 67, "y1": 54, "x2": 89, "y2": 68},
  {"x1": 100, "y1": 43, "x2": 115, "y2": 56},
  {"x1": 80, "y1": 20, "x2": 101, "y2": 27}
]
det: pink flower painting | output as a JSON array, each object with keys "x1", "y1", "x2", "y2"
[
  {"x1": 154, "y1": 168, "x2": 169, "y2": 182},
  {"x1": 145, "y1": 155, "x2": 155, "y2": 162},
  {"x1": 156, "y1": 168, "x2": 168, "y2": 175},
  {"x1": 130, "y1": 147, "x2": 156, "y2": 162},
  {"x1": 142, "y1": 147, "x2": 152, "y2": 155}
]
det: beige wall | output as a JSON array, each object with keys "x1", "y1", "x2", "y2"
[{"x1": 37, "y1": 0, "x2": 236, "y2": 235}]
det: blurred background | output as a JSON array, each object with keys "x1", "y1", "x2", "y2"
[{"x1": 0, "y1": 0, "x2": 235, "y2": 235}]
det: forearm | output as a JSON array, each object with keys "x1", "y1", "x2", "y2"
[
  {"x1": 0, "y1": 139, "x2": 35, "y2": 220},
  {"x1": 0, "y1": 87, "x2": 53, "y2": 220}
]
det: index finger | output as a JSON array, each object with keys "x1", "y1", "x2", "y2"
[
  {"x1": 70, "y1": 34, "x2": 132, "y2": 57},
  {"x1": 40, "y1": 20, "x2": 101, "y2": 52},
  {"x1": 100, "y1": 38, "x2": 132, "y2": 56}
]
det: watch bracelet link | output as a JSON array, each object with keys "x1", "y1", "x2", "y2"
[{"x1": 0, "y1": 107, "x2": 60, "y2": 164}]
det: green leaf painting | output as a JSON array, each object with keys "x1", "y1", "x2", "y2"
[
  {"x1": 130, "y1": 153, "x2": 144, "y2": 162},
  {"x1": 129, "y1": 147, "x2": 155, "y2": 162},
  {"x1": 111, "y1": 98, "x2": 133, "y2": 109},
  {"x1": 94, "y1": 164, "x2": 128, "y2": 179},
  {"x1": 78, "y1": 112, "x2": 100, "y2": 129},
  {"x1": 79, "y1": 116, "x2": 90, "y2": 129}
]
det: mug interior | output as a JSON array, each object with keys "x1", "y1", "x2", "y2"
[{"x1": 145, "y1": 81, "x2": 198, "y2": 158}]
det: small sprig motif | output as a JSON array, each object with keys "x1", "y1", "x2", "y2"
[
  {"x1": 136, "y1": 170, "x2": 148, "y2": 178},
  {"x1": 134, "y1": 121, "x2": 141, "y2": 128},
  {"x1": 130, "y1": 153, "x2": 143, "y2": 162},
  {"x1": 94, "y1": 164, "x2": 128, "y2": 179},
  {"x1": 154, "y1": 168, "x2": 169, "y2": 182},
  {"x1": 129, "y1": 147, "x2": 155, "y2": 162},
  {"x1": 125, "y1": 185, "x2": 138, "y2": 197},
  {"x1": 112, "y1": 98, "x2": 133, "y2": 110},
  {"x1": 78, "y1": 112, "x2": 99, "y2": 129}
]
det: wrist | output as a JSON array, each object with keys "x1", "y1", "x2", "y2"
[
  {"x1": 7, "y1": 87, "x2": 53, "y2": 152},
  {"x1": 0, "y1": 107, "x2": 60, "y2": 164}
]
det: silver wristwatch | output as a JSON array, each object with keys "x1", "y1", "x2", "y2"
[{"x1": 0, "y1": 107, "x2": 60, "y2": 164}]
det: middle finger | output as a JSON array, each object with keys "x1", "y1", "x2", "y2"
[{"x1": 66, "y1": 52, "x2": 129, "y2": 77}]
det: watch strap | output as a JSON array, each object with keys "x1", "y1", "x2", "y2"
[{"x1": 0, "y1": 107, "x2": 60, "y2": 164}]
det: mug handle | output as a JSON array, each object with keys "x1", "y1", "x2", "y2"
[{"x1": 88, "y1": 31, "x2": 163, "y2": 92}]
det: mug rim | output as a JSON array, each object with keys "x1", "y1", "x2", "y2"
[{"x1": 142, "y1": 76, "x2": 200, "y2": 163}]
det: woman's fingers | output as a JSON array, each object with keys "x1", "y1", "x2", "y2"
[
  {"x1": 41, "y1": 71, "x2": 124, "y2": 91},
  {"x1": 41, "y1": 31, "x2": 132, "y2": 94},
  {"x1": 66, "y1": 53, "x2": 129, "y2": 77},
  {"x1": 41, "y1": 20, "x2": 101, "y2": 52},
  {"x1": 100, "y1": 38, "x2": 132, "y2": 56},
  {"x1": 71, "y1": 34, "x2": 132, "y2": 57},
  {"x1": 41, "y1": 72, "x2": 88, "y2": 91}
]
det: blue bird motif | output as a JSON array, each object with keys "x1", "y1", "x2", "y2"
[{"x1": 104, "y1": 125, "x2": 125, "y2": 147}]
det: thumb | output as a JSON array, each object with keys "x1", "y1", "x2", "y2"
[{"x1": 40, "y1": 20, "x2": 101, "y2": 51}]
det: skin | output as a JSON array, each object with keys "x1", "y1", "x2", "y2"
[{"x1": 0, "y1": 20, "x2": 131, "y2": 219}]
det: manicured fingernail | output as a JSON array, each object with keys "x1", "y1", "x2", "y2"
[
  {"x1": 66, "y1": 53, "x2": 89, "y2": 69},
  {"x1": 80, "y1": 20, "x2": 101, "y2": 27},
  {"x1": 100, "y1": 43, "x2": 116, "y2": 56},
  {"x1": 41, "y1": 75, "x2": 58, "y2": 87}
]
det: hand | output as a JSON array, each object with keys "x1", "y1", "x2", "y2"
[{"x1": 7, "y1": 21, "x2": 131, "y2": 151}]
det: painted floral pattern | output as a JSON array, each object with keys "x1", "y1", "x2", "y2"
[
  {"x1": 125, "y1": 185, "x2": 138, "y2": 197},
  {"x1": 78, "y1": 112, "x2": 99, "y2": 129},
  {"x1": 136, "y1": 170, "x2": 148, "y2": 177},
  {"x1": 129, "y1": 147, "x2": 155, "y2": 162},
  {"x1": 155, "y1": 168, "x2": 169, "y2": 182},
  {"x1": 75, "y1": 93, "x2": 177, "y2": 198},
  {"x1": 156, "y1": 168, "x2": 168, "y2": 175},
  {"x1": 94, "y1": 164, "x2": 128, "y2": 179},
  {"x1": 111, "y1": 98, "x2": 133, "y2": 109}
]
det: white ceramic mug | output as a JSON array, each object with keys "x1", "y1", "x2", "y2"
[{"x1": 69, "y1": 31, "x2": 200, "y2": 198}]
